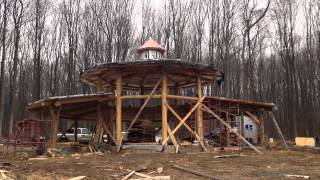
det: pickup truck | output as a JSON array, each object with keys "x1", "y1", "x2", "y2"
[{"x1": 57, "y1": 128, "x2": 95, "y2": 143}]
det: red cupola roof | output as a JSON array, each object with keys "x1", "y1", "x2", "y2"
[{"x1": 137, "y1": 39, "x2": 165, "y2": 54}]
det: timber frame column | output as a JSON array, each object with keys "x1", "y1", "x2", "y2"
[
  {"x1": 196, "y1": 75, "x2": 204, "y2": 143},
  {"x1": 94, "y1": 79, "x2": 103, "y2": 143},
  {"x1": 115, "y1": 74, "x2": 122, "y2": 146},
  {"x1": 49, "y1": 106, "x2": 59, "y2": 147},
  {"x1": 161, "y1": 73, "x2": 168, "y2": 145}
]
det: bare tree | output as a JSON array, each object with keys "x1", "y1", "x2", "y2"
[{"x1": 0, "y1": 0, "x2": 8, "y2": 136}]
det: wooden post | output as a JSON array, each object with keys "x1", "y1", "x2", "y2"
[
  {"x1": 240, "y1": 112, "x2": 244, "y2": 137},
  {"x1": 260, "y1": 113, "x2": 265, "y2": 144},
  {"x1": 97, "y1": 78, "x2": 102, "y2": 93},
  {"x1": 196, "y1": 75, "x2": 204, "y2": 143},
  {"x1": 161, "y1": 74, "x2": 168, "y2": 145},
  {"x1": 140, "y1": 86, "x2": 144, "y2": 106},
  {"x1": 94, "y1": 103, "x2": 102, "y2": 143},
  {"x1": 226, "y1": 113, "x2": 231, "y2": 147},
  {"x1": 115, "y1": 74, "x2": 122, "y2": 147},
  {"x1": 74, "y1": 119, "x2": 78, "y2": 142},
  {"x1": 268, "y1": 112, "x2": 289, "y2": 150},
  {"x1": 49, "y1": 106, "x2": 58, "y2": 147}
]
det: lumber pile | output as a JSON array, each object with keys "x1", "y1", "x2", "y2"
[{"x1": 128, "y1": 119, "x2": 155, "y2": 142}]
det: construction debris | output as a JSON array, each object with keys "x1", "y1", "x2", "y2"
[
  {"x1": 214, "y1": 154, "x2": 239, "y2": 158},
  {"x1": 284, "y1": 174, "x2": 310, "y2": 179},
  {"x1": 172, "y1": 165, "x2": 219, "y2": 180},
  {"x1": 28, "y1": 157, "x2": 49, "y2": 161},
  {"x1": 295, "y1": 137, "x2": 315, "y2": 147},
  {"x1": 122, "y1": 143, "x2": 164, "y2": 152},
  {"x1": 157, "y1": 167, "x2": 163, "y2": 174},
  {"x1": 68, "y1": 176, "x2": 87, "y2": 180}
]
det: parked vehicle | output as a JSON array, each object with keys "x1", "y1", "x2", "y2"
[{"x1": 57, "y1": 128, "x2": 94, "y2": 143}]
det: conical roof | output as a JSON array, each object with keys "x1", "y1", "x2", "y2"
[{"x1": 137, "y1": 39, "x2": 165, "y2": 54}]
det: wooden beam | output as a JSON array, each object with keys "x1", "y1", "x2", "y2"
[
  {"x1": 201, "y1": 104, "x2": 263, "y2": 154},
  {"x1": 97, "y1": 78, "x2": 102, "y2": 92},
  {"x1": 74, "y1": 119, "x2": 78, "y2": 142},
  {"x1": 196, "y1": 75, "x2": 204, "y2": 143},
  {"x1": 161, "y1": 74, "x2": 168, "y2": 145},
  {"x1": 167, "y1": 126, "x2": 179, "y2": 153},
  {"x1": 102, "y1": 122, "x2": 116, "y2": 145},
  {"x1": 172, "y1": 165, "x2": 219, "y2": 180},
  {"x1": 94, "y1": 103, "x2": 102, "y2": 143},
  {"x1": 240, "y1": 112, "x2": 244, "y2": 137},
  {"x1": 167, "y1": 95, "x2": 198, "y2": 101},
  {"x1": 121, "y1": 94, "x2": 161, "y2": 99},
  {"x1": 115, "y1": 74, "x2": 122, "y2": 148},
  {"x1": 162, "y1": 96, "x2": 206, "y2": 145},
  {"x1": 259, "y1": 113, "x2": 265, "y2": 145},
  {"x1": 126, "y1": 77, "x2": 162, "y2": 132},
  {"x1": 245, "y1": 111, "x2": 261, "y2": 125},
  {"x1": 268, "y1": 112, "x2": 289, "y2": 150},
  {"x1": 166, "y1": 103, "x2": 207, "y2": 152},
  {"x1": 49, "y1": 106, "x2": 59, "y2": 147},
  {"x1": 226, "y1": 113, "x2": 231, "y2": 147}
]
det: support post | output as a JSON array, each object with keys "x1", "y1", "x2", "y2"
[
  {"x1": 49, "y1": 106, "x2": 59, "y2": 147},
  {"x1": 94, "y1": 103, "x2": 102, "y2": 143},
  {"x1": 161, "y1": 74, "x2": 168, "y2": 145},
  {"x1": 196, "y1": 75, "x2": 204, "y2": 143},
  {"x1": 240, "y1": 112, "x2": 244, "y2": 137},
  {"x1": 268, "y1": 112, "x2": 289, "y2": 150},
  {"x1": 115, "y1": 74, "x2": 122, "y2": 148},
  {"x1": 74, "y1": 119, "x2": 78, "y2": 141},
  {"x1": 226, "y1": 113, "x2": 231, "y2": 147},
  {"x1": 260, "y1": 113, "x2": 265, "y2": 144},
  {"x1": 97, "y1": 78, "x2": 102, "y2": 93}
]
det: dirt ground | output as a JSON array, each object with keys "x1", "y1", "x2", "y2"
[{"x1": 0, "y1": 149, "x2": 320, "y2": 180}]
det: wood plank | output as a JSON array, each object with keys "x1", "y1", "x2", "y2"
[
  {"x1": 166, "y1": 95, "x2": 198, "y2": 101},
  {"x1": 102, "y1": 122, "x2": 116, "y2": 145},
  {"x1": 245, "y1": 111, "x2": 261, "y2": 125},
  {"x1": 162, "y1": 96, "x2": 206, "y2": 145},
  {"x1": 166, "y1": 103, "x2": 207, "y2": 152},
  {"x1": 268, "y1": 112, "x2": 289, "y2": 150},
  {"x1": 167, "y1": 126, "x2": 179, "y2": 153},
  {"x1": 172, "y1": 165, "x2": 218, "y2": 180},
  {"x1": 121, "y1": 94, "x2": 161, "y2": 99},
  {"x1": 126, "y1": 77, "x2": 162, "y2": 132},
  {"x1": 202, "y1": 104, "x2": 263, "y2": 154},
  {"x1": 121, "y1": 170, "x2": 135, "y2": 180}
]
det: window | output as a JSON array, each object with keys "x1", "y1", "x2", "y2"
[
  {"x1": 77, "y1": 128, "x2": 81, "y2": 134},
  {"x1": 66, "y1": 129, "x2": 74, "y2": 133},
  {"x1": 82, "y1": 128, "x2": 91, "y2": 134},
  {"x1": 245, "y1": 125, "x2": 249, "y2": 130}
]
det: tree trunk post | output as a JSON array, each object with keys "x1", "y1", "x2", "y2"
[
  {"x1": 74, "y1": 119, "x2": 78, "y2": 142},
  {"x1": 161, "y1": 73, "x2": 168, "y2": 145},
  {"x1": 196, "y1": 75, "x2": 204, "y2": 143},
  {"x1": 115, "y1": 74, "x2": 122, "y2": 147},
  {"x1": 49, "y1": 106, "x2": 58, "y2": 147}
]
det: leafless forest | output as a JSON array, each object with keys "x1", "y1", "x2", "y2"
[{"x1": 0, "y1": 0, "x2": 319, "y2": 139}]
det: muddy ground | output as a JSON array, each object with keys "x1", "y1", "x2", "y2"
[{"x1": 0, "y1": 149, "x2": 320, "y2": 180}]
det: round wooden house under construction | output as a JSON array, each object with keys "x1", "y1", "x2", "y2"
[{"x1": 27, "y1": 40, "x2": 281, "y2": 153}]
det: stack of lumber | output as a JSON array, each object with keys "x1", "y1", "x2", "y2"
[{"x1": 128, "y1": 119, "x2": 155, "y2": 142}]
